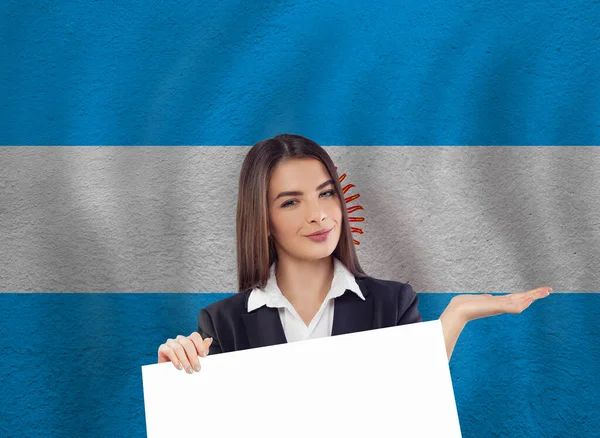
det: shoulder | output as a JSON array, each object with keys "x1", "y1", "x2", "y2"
[
  {"x1": 197, "y1": 290, "x2": 254, "y2": 353},
  {"x1": 357, "y1": 275, "x2": 422, "y2": 324},
  {"x1": 356, "y1": 275, "x2": 416, "y2": 300},
  {"x1": 197, "y1": 290, "x2": 252, "y2": 338},
  {"x1": 199, "y1": 290, "x2": 251, "y2": 321}
]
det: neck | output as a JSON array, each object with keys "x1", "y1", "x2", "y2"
[{"x1": 274, "y1": 255, "x2": 335, "y2": 310}]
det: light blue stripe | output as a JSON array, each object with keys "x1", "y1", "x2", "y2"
[
  {"x1": 0, "y1": 293, "x2": 598, "y2": 437},
  {"x1": 2, "y1": 1, "x2": 599, "y2": 145}
]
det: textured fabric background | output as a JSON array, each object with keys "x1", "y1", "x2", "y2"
[{"x1": 1, "y1": 1, "x2": 599, "y2": 437}]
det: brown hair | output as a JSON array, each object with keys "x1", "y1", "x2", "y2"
[{"x1": 236, "y1": 133, "x2": 367, "y2": 292}]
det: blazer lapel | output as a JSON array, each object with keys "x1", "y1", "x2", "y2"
[
  {"x1": 332, "y1": 277, "x2": 374, "y2": 336},
  {"x1": 242, "y1": 305, "x2": 287, "y2": 348}
]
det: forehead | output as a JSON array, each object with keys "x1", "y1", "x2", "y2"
[{"x1": 268, "y1": 157, "x2": 330, "y2": 191}]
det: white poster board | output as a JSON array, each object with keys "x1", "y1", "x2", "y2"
[{"x1": 142, "y1": 320, "x2": 462, "y2": 437}]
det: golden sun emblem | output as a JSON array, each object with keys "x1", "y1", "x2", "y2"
[{"x1": 336, "y1": 167, "x2": 365, "y2": 245}]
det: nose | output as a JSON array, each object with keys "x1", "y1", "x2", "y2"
[{"x1": 306, "y1": 199, "x2": 327, "y2": 224}]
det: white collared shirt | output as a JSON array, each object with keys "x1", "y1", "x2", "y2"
[{"x1": 247, "y1": 257, "x2": 365, "y2": 343}]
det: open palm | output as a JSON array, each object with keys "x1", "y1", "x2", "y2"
[{"x1": 451, "y1": 286, "x2": 552, "y2": 323}]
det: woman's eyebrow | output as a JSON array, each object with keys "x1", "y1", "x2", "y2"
[{"x1": 273, "y1": 179, "x2": 334, "y2": 201}]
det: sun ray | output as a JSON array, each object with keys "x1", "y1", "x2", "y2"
[
  {"x1": 344, "y1": 193, "x2": 360, "y2": 203},
  {"x1": 342, "y1": 183, "x2": 355, "y2": 194},
  {"x1": 335, "y1": 166, "x2": 365, "y2": 245}
]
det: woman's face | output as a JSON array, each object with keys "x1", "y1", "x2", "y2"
[{"x1": 267, "y1": 157, "x2": 343, "y2": 263}]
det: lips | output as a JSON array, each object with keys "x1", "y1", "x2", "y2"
[{"x1": 306, "y1": 227, "x2": 333, "y2": 237}]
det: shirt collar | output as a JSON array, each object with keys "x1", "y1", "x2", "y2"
[{"x1": 247, "y1": 257, "x2": 365, "y2": 312}]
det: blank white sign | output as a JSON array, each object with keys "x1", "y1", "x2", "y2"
[{"x1": 141, "y1": 320, "x2": 462, "y2": 437}]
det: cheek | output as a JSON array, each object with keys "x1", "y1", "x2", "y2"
[
  {"x1": 268, "y1": 209, "x2": 281, "y2": 234},
  {"x1": 269, "y1": 209, "x2": 295, "y2": 238},
  {"x1": 331, "y1": 201, "x2": 343, "y2": 223}
]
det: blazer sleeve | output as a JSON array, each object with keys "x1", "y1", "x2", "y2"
[
  {"x1": 396, "y1": 282, "x2": 423, "y2": 325},
  {"x1": 198, "y1": 308, "x2": 223, "y2": 355}
]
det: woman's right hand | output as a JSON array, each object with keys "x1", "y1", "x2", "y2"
[{"x1": 157, "y1": 332, "x2": 213, "y2": 374}]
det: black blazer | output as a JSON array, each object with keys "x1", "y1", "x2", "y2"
[{"x1": 198, "y1": 275, "x2": 422, "y2": 355}]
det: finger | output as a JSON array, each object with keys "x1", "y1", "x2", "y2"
[
  {"x1": 515, "y1": 295, "x2": 540, "y2": 312},
  {"x1": 158, "y1": 343, "x2": 184, "y2": 370},
  {"x1": 513, "y1": 287, "x2": 550, "y2": 298},
  {"x1": 528, "y1": 287, "x2": 552, "y2": 300},
  {"x1": 189, "y1": 332, "x2": 208, "y2": 360},
  {"x1": 204, "y1": 337, "x2": 213, "y2": 355},
  {"x1": 500, "y1": 294, "x2": 532, "y2": 314},
  {"x1": 167, "y1": 338, "x2": 193, "y2": 374},
  {"x1": 176, "y1": 335, "x2": 201, "y2": 373},
  {"x1": 509, "y1": 287, "x2": 551, "y2": 305}
]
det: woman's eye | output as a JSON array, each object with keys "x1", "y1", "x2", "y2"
[
  {"x1": 281, "y1": 190, "x2": 335, "y2": 208},
  {"x1": 281, "y1": 200, "x2": 297, "y2": 208}
]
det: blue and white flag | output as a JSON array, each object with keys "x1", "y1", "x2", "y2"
[{"x1": 1, "y1": 1, "x2": 599, "y2": 437}]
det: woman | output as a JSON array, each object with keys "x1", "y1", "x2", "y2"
[{"x1": 158, "y1": 134, "x2": 551, "y2": 374}]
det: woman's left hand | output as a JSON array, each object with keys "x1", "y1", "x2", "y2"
[
  {"x1": 439, "y1": 286, "x2": 552, "y2": 361},
  {"x1": 448, "y1": 286, "x2": 552, "y2": 325}
]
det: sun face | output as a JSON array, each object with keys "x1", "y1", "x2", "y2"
[{"x1": 336, "y1": 167, "x2": 365, "y2": 245}]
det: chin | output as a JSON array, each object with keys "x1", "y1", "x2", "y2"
[
  {"x1": 300, "y1": 238, "x2": 340, "y2": 260},
  {"x1": 296, "y1": 252, "x2": 335, "y2": 263}
]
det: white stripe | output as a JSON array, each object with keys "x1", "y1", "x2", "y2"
[{"x1": 0, "y1": 146, "x2": 598, "y2": 292}]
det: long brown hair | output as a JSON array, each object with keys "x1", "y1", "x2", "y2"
[{"x1": 236, "y1": 134, "x2": 367, "y2": 292}]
